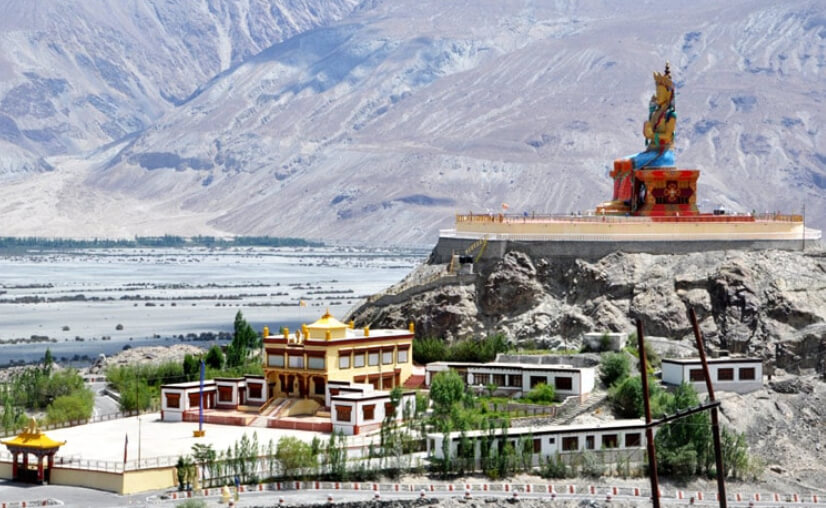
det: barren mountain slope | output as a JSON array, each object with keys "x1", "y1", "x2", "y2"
[
  {"x1": 0, "y1": 0, "x2": 824, "y2": 243},
  {"x1": 0, "y1": 0, "x2": 360, "y2": 176}
]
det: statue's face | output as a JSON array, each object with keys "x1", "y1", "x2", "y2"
[{"x1": 655, "y1": 84, "x2": 671, "y2": 105}]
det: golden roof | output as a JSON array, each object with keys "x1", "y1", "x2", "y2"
[
  {"x1": 2, "y1": 419, "x2": 66, "y2": 450},
  {"x1": 307, "y1": 310, "x2": 347, "y2": 329}
]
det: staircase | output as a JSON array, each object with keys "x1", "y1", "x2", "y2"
[{"x1": 558, "y1": 391, "x2": 610, "y2": 424}]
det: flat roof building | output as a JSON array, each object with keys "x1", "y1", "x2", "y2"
[{"x1": 661, "y1": 357, "x2": 763, "y2": 394}]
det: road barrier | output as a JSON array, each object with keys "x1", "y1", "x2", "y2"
[{"x1": 144, "y1": 481, "x2": 826, "y2": 506}]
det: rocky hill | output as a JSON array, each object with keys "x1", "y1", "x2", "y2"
[
  {"x1": 0, "y1": 0, "x2": 824, "y2": 242},
  {"x1": 349, "y1": 247, "x2": 826, "y2": 372}
]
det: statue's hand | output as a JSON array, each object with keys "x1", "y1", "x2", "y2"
[{"x1": 643, "y1": 121, "x2": 653, "y2": 139}]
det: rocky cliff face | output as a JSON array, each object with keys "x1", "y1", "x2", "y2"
[{"x1": 350, "y1": 247, "x2": 826, "y2": 371}]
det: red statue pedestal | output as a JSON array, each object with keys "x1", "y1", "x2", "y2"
[{"x1": 633, "y1": 168, "x2": 699, "y2": 216}]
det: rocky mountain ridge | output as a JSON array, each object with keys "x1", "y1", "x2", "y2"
[{"x1": 350, "y1": 247, "x2": 826, "y2": 373}]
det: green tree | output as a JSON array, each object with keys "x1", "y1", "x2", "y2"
[
  {"x1": 226, "y1": 311, "x2": 259, "y2": 367},
  {"x1": 412, "y1": 337, "x2": 448, "y2": 364},
  {"x1": 182, "y1": 354, "x2": 200, "y2": 381},
  {"x1": 275, "y1": 436, "x2": 317, "y2": 480},
  {"x1": 609, "y1": 375, "x2": 668, "y2": 419},
  {"x1": 205, "y1": 345, "x2": 224, "y2": 369},
  {"x1": 46, "y1": 390, "x2": 94, "y2": 424},
  {"x1": 429, "y1": 370, "x2": 466, "y2": 419},
  {"x1": 43, "y1": 348, "x2": 54, "y2": 374},
  {"x1": 655, "y1": 383, "x2": 710, "y2": 477},
  {"x1": 599, "y1": 352, "x2": 631, "y2": 387}
]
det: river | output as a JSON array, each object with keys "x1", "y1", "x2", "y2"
[{"x1": 0, "y1": 246, "x2": 424, "y2": 366}]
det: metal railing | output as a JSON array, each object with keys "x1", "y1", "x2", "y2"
[
  {"x1": 455, "y1": 212, "x2": 803, "y2": 224},
  {"x1": 0, "y1": 410, "x2": 140, "y2": 439}
]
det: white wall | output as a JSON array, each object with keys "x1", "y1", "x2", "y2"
[{"x1": 662, "y1": 361, "x2": 762, "y2": 394}]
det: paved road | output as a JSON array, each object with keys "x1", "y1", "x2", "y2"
[
  {"x1": 89, "y1": 381, "x2": 120, "y2": 417},
  {"x1": 2, "y1": 482, "x2": 819, "y2": 508}
]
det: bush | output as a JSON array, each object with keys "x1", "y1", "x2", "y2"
[
  {"x1": 599, "y1": 352, "x2": 630, "y2": 387},
  {"x1": 429, "y1": 370, "x2": 466, "y2": 418},
  {"x1": 521, "y1": 383, "x2": 556, "y2": 404},
  {"x1": 275, "y1": 436, "x2": 317, "y2": 480},
  {"x1": 205, "y1": 345, "x2": 224, "y2": 369},
  {"x1": 46, "y1": 389, "x2": 94, "y2": 424},
  {"x1": 609, "y1": 375, "x2": 668, "y2": 418},
  {"x1": 540, "y1": 453, "x2": 569, "y2": 479}
]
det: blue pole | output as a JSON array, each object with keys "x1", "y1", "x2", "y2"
[{"x1": 199, "y1": 359, "x2": 205, "y2": 432}]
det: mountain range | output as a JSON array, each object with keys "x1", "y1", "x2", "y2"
[{"x1": 0, "y1": 0, "x2": 823, "y2": 245}]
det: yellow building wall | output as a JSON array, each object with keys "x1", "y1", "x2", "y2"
[
  {"x1": 122, "y1": 466, "x2": 178, "y2": 494},
  {"x1": 0, "y1": 461, "x2": 11, "y2": 479},
  {"x1": 51, "y1": 468, "x2": 124, "y2": 493},
  {"x1": 323, "y1": 337, "x2": 414, "y2": 387},
  {"x1": 265, "y1": 335, "x2": 414, "y2": 393},
  {"x1": 455, "y1": 217, "x2": 804, "y2": 239}
]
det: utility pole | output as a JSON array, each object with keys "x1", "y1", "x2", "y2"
[
  {"x1": 635, "y1": 319, "x2": 660, "y2": 508},
  {"x1": 689, "y1": 309, "x2": 728, "y2": 508}
]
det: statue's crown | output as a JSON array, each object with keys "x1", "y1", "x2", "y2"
[{"x1": 653, "y1": 61, "x2": 673, "y2": 90}]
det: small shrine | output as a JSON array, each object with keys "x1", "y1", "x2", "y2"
[
  {"x1": 1, "y1": 418, "x2": 66, "y2": 484},
  {"x1": 597, "y1": 62, "x2": 700, "y2": 216}
]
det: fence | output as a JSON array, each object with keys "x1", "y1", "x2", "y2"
[
  {"x1": 455, "y1": 212, "x2": 803, "y2": 224},
  {"x1": 0, "y1": 410, "x2": 140, "y2": 439}
]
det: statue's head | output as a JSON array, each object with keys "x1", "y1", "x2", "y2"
[{"x1": 653, "y1": 62, "x2": 674, "y2": 106}]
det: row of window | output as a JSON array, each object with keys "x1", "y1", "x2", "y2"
[
  {"x1": 471, "y1": 373, "x2": 573, "y2": 391},
  {"x1": 440, "y1": 432, "x2": 644, "y2": 456},
  {"x1": 266, "y1": 348, "x2": 410, "y2": 371},
  {"x1": 267, "y1": 354, "x2": 326, "y2": 370},
  {"x1": 334, "y1": 402, "x2": 396, "y2": 423},
  {"x1": 688, "y1": 367, "x2": 756, "y2": 382},
  {"x1": 338, "y1": 349, "x2": 408, "y2": 369}
]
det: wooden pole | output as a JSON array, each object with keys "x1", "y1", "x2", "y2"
[
  {"x1": 635, "y1": 319, "x2": 660, "y2": 508},
  {"x1": 688, "y1": 308, "x2": 728, "y2": 508}
]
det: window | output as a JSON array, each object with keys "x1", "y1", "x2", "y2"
[
  {"x1": 474, "y1": 374, "x2": 489, "y2": 385},
  {"x1": 384, "y1": 402, "x2": 395, "y2": 416},
  {"x1": 362, "y1": 404, "x2": 375, "y2": 421},
  {"x1": 689, "y1": 369, "x2": 705, "y2": 382},
  {"x1": 548, "y1": 437, "x2": 555, "y2": 445},
  {"x1": 308, "y1": 356, "x2": 325, "y2": 370},
  {"x1": 492, "y1": 374, "x2": 505, "y2": 386},
  {"x1": 248, "y1": 384, "x2": 262, "y2": 399},
  {"x1": 268, "y1": 354, "x2": 284, "y2": 367},
  {"x1": 717, "y1": 368, "x2": 734, "y2": 381},
  {"x1": 530, "y1": 376, "x2": 546, "y2": 388},
  {"x1": 602, "y1": 434, "x2": 618, "y2": 449},
  {"x1": 625, "y1": 433, "x2": 641, "y2": 447},
  {"x1": 314, "y1": 378, "x2": 325, "y2": 395},
  {"x1": 508, "y1": 375, "x2": 521, "y2": 387},
  {"x1": 339, "y1": 355, "x2": 350, "y2": 369},
  {"x1": 397, "y1": 349, "x2": 408, "y2": 363},
  {"x1": 585, "y1": 435, "x2": 595, "y2": 450},
  {"x1": 533, "y1": 438, "x2": 541, "y2": 453},
  {"x1": 382, "y1": 350, "x2": 393, "y2": 365},
  {"x1": 555, "y1": 376, "x2": 573, "y2": 391},
  {"x1": 368, "y1": 352, "x2": 379, "y2": 366},
  {"x1": 354, "y1": 353, "x2": 365, "y2": 368},
  {"x1": 218, "y1": 387, "x2": 233, "y2": 402},
  {"x1": 166, "y1": 393, "x2": 180, "y2": 409},
  {"x1": 739, "y1": 367, "x2": 756, "y2": 380},
  {"x1": 562, "y1": 437, "x2": 579, "y2": 451},
  {"x1": 288, "y1": 355, "x2": 304, "y2": 369},
  {"x1": 335, "y1": 405, "x2": 352, "y2": 422}
]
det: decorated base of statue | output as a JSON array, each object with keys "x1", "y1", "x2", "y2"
[{"x1": 633, "y1": 168, "x2": 699, "y2": 216}]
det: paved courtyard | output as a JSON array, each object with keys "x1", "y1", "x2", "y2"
[{"x1": 43, "y1": 412, "x2": 325, "y2": 464}]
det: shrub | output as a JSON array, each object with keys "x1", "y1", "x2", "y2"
[
  {"x1": 599, "y1": 352, "x2": 630, "y2": 387},
  {"x1": 609, "y1": 375, "x2": 668, "y2": 418},
  {"x1": 540, "y1": 453, "x2": 569, "y2": 479},
  {"x1": 275, "y1": 436, "x2": 317, "y2": 480},
  {"x1": 429, "y1": 370, "x2": 466, "y2": 418},
  {"x1": 205, "y1": 345, "x2": 224, "y2": 369},
  {"x1": 521, "y1": 383, "x2": 556, "y2": 404},
  {"x1": 46, "y1": 389, "x2": 94, "y2": 424}
]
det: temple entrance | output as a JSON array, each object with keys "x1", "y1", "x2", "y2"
[{"x1": 2, "y1": 419, "x2": 65, "y2": 485}]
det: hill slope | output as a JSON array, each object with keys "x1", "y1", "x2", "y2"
[{"x1": 0, "y1": 0, "x2": 824, "y2": 243}]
